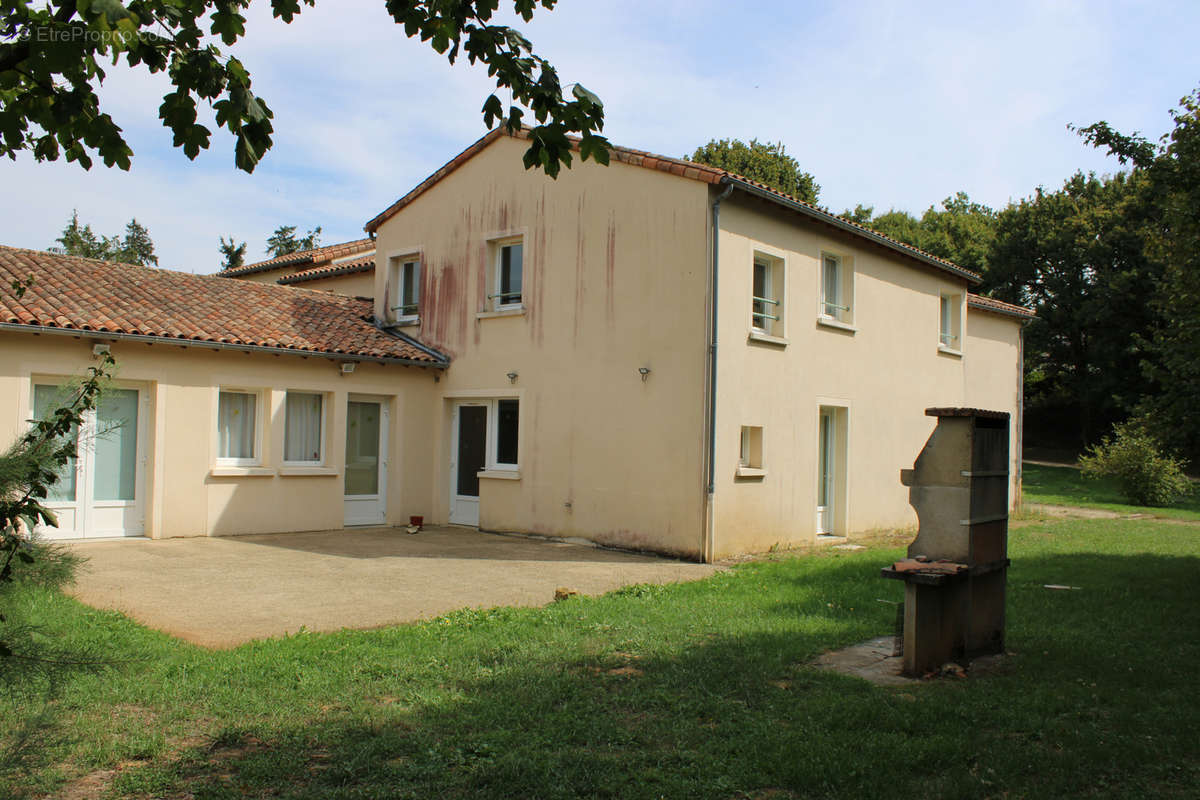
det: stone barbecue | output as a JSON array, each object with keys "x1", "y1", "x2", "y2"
[{"x1": 883, "y1": 407, "x2": 1011, "y2": 676}]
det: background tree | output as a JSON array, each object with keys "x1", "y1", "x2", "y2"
[
  {"x1": 690, "y1": 138, "x2": 820, "y2": 204},
  {"x1": 985, "y1": 171, "x2": 1160, "y2": 449},
  {"x1": 1077, "y1": 88, "x2": 1200, "y2": 460},
  {"x1": 265, "y1": 225, "x2": 321, "y2": 258},
  {"x1": 0, "y1": 1, "x2": 608, "y2": 177},
  {"x1": 49, "y1": 211, "x2": 109, "y2": 261},
  {"x1": 49, "y1": 212, "x2": 158, "y2": 266},
  {"x1": 117, "y1": 219, "x2": 158, "y2": 266},
  {"x1": 219, "y1": 236, "x2": 248, "y2": 270},
  {"x1": 840, "y1": 194, "x2": 997, "y2": 275}
]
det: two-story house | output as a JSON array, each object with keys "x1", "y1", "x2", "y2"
[
  {"x1": 362, "y1": 129, "x2": 1031, "y2": 559},
  {"x1": 0, "y1": 129, "x2": 1030, "y2": 560}
]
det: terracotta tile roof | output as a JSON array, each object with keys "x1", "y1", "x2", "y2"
[
  {"x1": 364, "y1": 129, "x2": 981, "y2": 283},
  {"x1": 220, "y1": 238, "x2": 374, "y2": 278},
  {"x1": 277, "y1": 255, "x2": 375, "y2": 286},
  {"x1": 967, "y1": 292, "x2": 1036, "y2": 320},
  {"x1": 0, "y1": 246, "x2": 447, "y2": 365}
]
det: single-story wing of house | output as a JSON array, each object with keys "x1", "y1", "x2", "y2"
[{"x1": 1, "y1": 129, "x2": 1034, "y2": 560}]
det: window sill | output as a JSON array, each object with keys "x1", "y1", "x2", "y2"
[
  {"x1": 476, "y1": 307, "x2": 526, "y2": 320},
  {"x1": 816, "y1": 316, "x2": 857, "y2": 334},
  {"x1": 279, "y1": 466, "x2": 339, "y2": 477},
  {"x1": 937, "y1": 345, "x2": 963, "y2": 358},
  {"x1": 735, "y1": 466, "x2": 767, "y2": 480},
  {"x1": 384, "y1": 317, "x2": 420, "y2": 329},
  {"x1": 748, "y1": 330, "x2": 789, "y2": 348},
  {"x1": 478, "y1": 469, "x2": 521, "y2": 481},
  {"x1": 210, "y1": 466, "x2": 275, "y2": 478}
]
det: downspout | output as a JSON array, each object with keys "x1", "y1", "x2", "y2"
[{"x1": 704, "y1": 179, "x2": 735, "y2": 563}]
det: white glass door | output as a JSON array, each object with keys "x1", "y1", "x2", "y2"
[
  {"x1": 343, "y1": 400, "x2": 388, "y2": 526},
  {"x1": 449, "y1": 404, "x2": 487, "y2": 526},
  {"x1": 32, "y1": 384, "x2": 145, "y2": 540},
  {"x1": 817, "y1": 408, "x2": 834, "y2": 535}
]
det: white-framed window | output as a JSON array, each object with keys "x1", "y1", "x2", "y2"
[
  {"x1": 216, "y1": 389, "x2": 261, "y2": 465},
  {"x1": 739, "y1": 425, "x2": 764, "y2": 469},
  {"x1": 489, "y1": 237, "x2": 524, "y2": 311},
  {"x1": 283, "y1": 391, "x2": 325, "y2": 464},
  {"x1": 489, "y1": 398, "x2": 520, "y2": 469},
  {"x1": 751, "y1": 253, "x2": 784, "y2": 337},
  {"x1": 939, "y1": 292, "x2": 962, "y2": 351},
  {"x1": 387, "y1": 255, "x2": 421, "y2": 323},
  {"x1": 820, "y1": 252, "x2": 853, "y2": 323}
]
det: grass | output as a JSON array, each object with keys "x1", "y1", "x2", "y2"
[
  {"x1": 1023, "y1": 461, "x2": 1200, "y2": 521},
  {"x1": 2, "y1": 519, "x2": 1199, "y2": 799}
]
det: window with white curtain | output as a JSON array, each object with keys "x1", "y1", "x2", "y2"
[
  {"x1": 217, "y1": 390, "x2": 258, "y2": 463},
  {"x1": 284, "y1": 391, "x2": 324, "y2": 463}
]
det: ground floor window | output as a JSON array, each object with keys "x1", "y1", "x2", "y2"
[
  {"x1": 217, "y1": 389, "x2": 258, "y2": 464},
  {"x1": 495, "y1": 398, "x2": 520, "y2": 467},
  {"x1": 284, "y1": 391, "x2": 325, "y2": 464}
]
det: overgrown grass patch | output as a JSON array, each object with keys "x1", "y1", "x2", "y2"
[
  {"x1": 1024, "y1": 461, "x2": 1200, "y2": 520},
  {"x1": 2, "y1": 518, "x2": 1198, "y2": 798}
]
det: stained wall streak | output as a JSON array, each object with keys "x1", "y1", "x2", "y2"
[
  {"x1": 605, "y1": 212, "x2": 617, "y2": 325},
  {"x1": 573, "y1": 195, "x2": 587, "y2": 346}
]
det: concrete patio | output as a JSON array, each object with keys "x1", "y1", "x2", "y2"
[{"x1": 65, "y1": 526, "x2": 719, "y2": 648}]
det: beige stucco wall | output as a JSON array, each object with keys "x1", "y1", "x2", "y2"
[
  {"x1": 372, "y1": 135, "x2": 712, "y2": 558},
  {"x1": 710, "y1": 196, "x2": 1023, "y2": 558},
  {"x1": 288, "y1": 270, "x2": 375, "y2": 298},
  {"x1": 0, "y1": 331, "x2": 438, "y2": 539}
]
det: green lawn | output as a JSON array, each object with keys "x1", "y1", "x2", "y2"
[
  {"x1": 3, "y1": 519, "x2": 1199, "y2": 799},
  {"x1": 1023, "y1": 461, "x2": 1200, "y2": 521}
]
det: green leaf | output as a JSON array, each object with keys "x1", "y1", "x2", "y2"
[
  {"x1": 482, "y1": 94, "x2": 503, "y2": 129},
  {"x1": 571, "y1": 83, "x2": 602, "y2": 108}
]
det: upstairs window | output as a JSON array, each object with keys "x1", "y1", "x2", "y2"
[
  {"x1": 388, "y1": 256, "x2": 421, "y2": 323},
  {"x1": 820, "y1": 252, "x2": 853, "y2": 324},
  {"x1": 751, "y1": 253, "x2": 784, "y2": 337},
  {"x1": 490, "y1": 238, "x2": 523, "y2": 310},
  {"x1": 939, "y1": 292, "x2": 962, "y2": 351}
]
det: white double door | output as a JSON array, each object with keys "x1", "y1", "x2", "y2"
[{"x1": 32, "y1": 383, "x2": 147, "y2": 540}]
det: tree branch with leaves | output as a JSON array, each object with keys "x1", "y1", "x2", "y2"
[{"x1": 0, "y1": 1, "x2": 608, "y2": 176}]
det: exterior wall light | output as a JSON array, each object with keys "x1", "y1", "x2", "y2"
[
  {"x1": 639, "y1": 367, "x2": 651, "y2": 381},
  {"x1": 506, "y1": 371, "x2": 519, "y2": 384},
  {"x1": 340, "y1": 361, "x2": 357, "y2": 374}
]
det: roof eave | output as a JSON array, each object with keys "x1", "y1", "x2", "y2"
[
  {"x1": 220, "y1": 255, "x2": 315, "y2": 278},
  {"x1": 277, "y1": 262, "x2": 375, "y2": 285},
  {"x1": 721, "y1": 177, "x2": 983, "y2": 286},
  {"x1": 966, "y1": 299, "x2": 1036, "y2": 323},
  {"x1": 0, "y1": 322, "x2": 448, "y2": 369}
]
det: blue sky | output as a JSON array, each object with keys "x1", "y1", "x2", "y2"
[{"x1": 2, "y1": 0, "x2": 1198, "y2": 273}]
